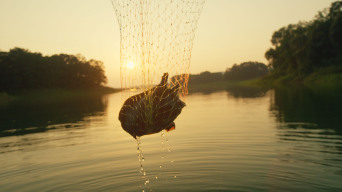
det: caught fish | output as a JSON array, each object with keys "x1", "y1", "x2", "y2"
[{"x1": 119, "y1": 73, "x2": 186, "y2": 138}]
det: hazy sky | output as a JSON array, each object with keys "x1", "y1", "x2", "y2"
[{"x1": 0, "y1": 0, "x2": 336, "y2": 87}]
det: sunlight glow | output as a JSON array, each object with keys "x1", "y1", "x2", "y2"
[{"x1": 126, "y1": 61, "x2": 135, "y2": 69}]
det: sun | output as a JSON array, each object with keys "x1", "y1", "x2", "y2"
[{"x1": 126, "y1": 61, "x2": 135, "y2": 69}]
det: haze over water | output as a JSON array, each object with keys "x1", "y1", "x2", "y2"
[{"x1": 1, "y1": 86, "x2": 341, "y2": 192}]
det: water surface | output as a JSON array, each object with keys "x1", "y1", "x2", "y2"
[{"x1": 0, "y1": 86, "x2": 341, "y2": 191}]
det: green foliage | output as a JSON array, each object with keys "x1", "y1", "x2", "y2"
[
  {"x1": 0, "y1": 48, "x2": 107, "y2": 91},
  {"x1": 304, "y1": 66, "x2": 342, "y2": 86},
  {"x1": 188, "y1": 71, "x2": 224, "y2": 84},
  {"x1": 0, "y1": 92, "x2": 14, "y2": 105},
  {"x1": 224, "y1": 61, "x2": 268, "y2": 80},
  {"x1": 265, "y1": 1, "x2": 342, "y2": 80}
]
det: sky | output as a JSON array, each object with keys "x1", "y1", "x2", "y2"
[{"x1": 0, "y1": 0, "x2": 336, "y2": 87}]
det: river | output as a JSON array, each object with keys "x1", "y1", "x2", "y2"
[{"x1": 0, "y1": 85, "x2": 341, "y2": 191}]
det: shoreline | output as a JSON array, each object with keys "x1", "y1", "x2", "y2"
[
  {"x1": 0, "y1": 86, "x2": 121, "y2": 104},
  {"x1": 187, "y1": 73, "x2": 342, "y2": 94}
]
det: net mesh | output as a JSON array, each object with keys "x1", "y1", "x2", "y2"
[
  {"x1": 112, "y1": 0, "x2": 205, "y2": 137},
  {"x1": 112, "y1": 0, "x2": 205, "y2": 97}
]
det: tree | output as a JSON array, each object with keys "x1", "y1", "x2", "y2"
[
  {"x1": 188, "y1": 71, "x2": 224, "y2": 84},
  {"x1": 0, "y1": 48, "x2": 107, "y2": 91},
  {"x1": 224, "y1": 62, "x2": 268, "y2": 80},
  {"x1": 265, "y1": 1, "x2": 342, "y2": 79}
]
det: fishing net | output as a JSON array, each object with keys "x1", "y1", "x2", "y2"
[
  {"x1": 112, "y1": 0, "x2": 205, "y2": 138},
  {"x1": 111, "y1": 2, "x2": 205, "y2": 189},
  {"x1": 112, "y1": 0, "x2": 205, "y2": 98}
]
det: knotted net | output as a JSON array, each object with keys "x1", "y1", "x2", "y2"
[
  {"x1": 112, "y1": 0, "x2": 205, "y2": 139},
  {"x1": 112, "y1": 0, "x2": 205, "y2": 98}
]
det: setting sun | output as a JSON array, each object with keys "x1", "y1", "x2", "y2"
[{"x1": 126, "y1": 61, "x2": 135, "y2": 69}]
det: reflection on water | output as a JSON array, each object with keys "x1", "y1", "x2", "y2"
[
  {"x1": 270, "y1": 85, "x2": 342, "y2": 191},
  {"x1": 271, "y1": 86, "x2": 342, "y2": 134},
  {"x1": 0, "y1": 95, "x2": 108, "y2": 137},
  {"x1": 189, "y1": 83, "x2": 269, "y2": 98},
  {"x1": 226, "y1": 85, "x2": 268, "y2": 98},
  {"x1": 0, "y1": 85, "x2": 341, "y2": 191}
]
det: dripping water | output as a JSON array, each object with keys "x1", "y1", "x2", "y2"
[
  {"x1": 136, "y1": 137, "x2": 150, "y2": 191},
  {"x1": 136, "y1": 131, "x2": 177, "y2": 191},
  {"x1": 158, "y1": 130, "x2": 177, "y2": 181}
]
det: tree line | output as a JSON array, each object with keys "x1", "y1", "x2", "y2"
[
  {"x1": 0, "y1": 48, "x2": 107, "y2": 91},
  {"x1": 187, "y1": 1, "x2": 342, "y2": 84},
  {"x1": 265, "y1": 1, "x2": 342, "y2": 79},
  {"x1": 181, "y1": 61, "x2": 269, "y2": 85},
  {"x1": 188, "y1": 71, "x2": 224, "y2": 84},
  {"x1": 224, "y1": 62, "x2": 268, "y2": 80}
]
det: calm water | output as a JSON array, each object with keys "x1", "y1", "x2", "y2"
[{"x1": 1, "y1": 86, "x2": 342, "y2": 192}]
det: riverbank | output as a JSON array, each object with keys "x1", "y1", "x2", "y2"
[
  {"x1": 188, "y1": 71, "x2": 342, "y2": 94},
  {"x1": 0, "y1": 86, "x2": 120, "y2": 104},
  {"x1": 188, "y1": 78, "x2": 264, "y2": 94},
  {"x1": 0, "y1": 92, "x2": 13, "y2": 105},
  {"x1": 260, "y1": 71, "x2": 342, "y2": 88}
]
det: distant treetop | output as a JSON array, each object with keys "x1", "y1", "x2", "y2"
[
  {"x1": 225, "y1": 61, "x2": 268, "y2": 81},
  {"x1": 0, "y1": 48, "x2": 107, "y2": 91}
]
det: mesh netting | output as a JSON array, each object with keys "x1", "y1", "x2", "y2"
[
  {"x1": 112, "y1": 0, "x2": 205, "y2": 138},
  {"x1": 112, "y1": 0, "x2": 205, "y2": 96}
]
